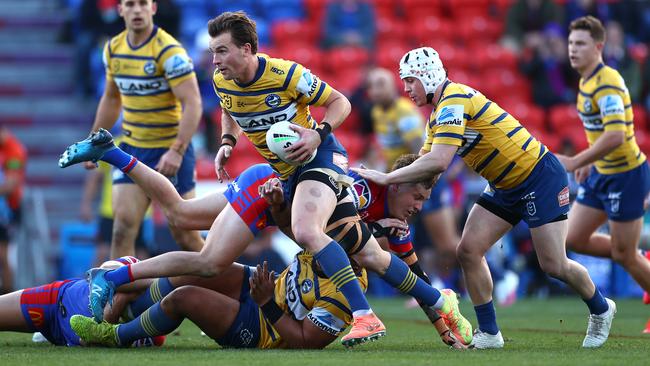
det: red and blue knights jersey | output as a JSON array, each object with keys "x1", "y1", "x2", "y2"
[
  {"x1": 224, "y1": 164, "x2": 278, "y2": 235},
  {"x1": 347, "y1": 171, "x2": 413, "y2": 254}
]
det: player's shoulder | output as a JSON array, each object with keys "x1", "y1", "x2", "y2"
[
  {"x1": 598, "y1": 65, "x2": 626, "y2": 88},
  {"x1": 106, "y1": 30, "x2": 128, "y2": 52},
  {"x1": 263, "y1": 54, "x2": 299, "y2": 74},
  {"x1": 153, "y1": 27, "x2": 183, "y2": 49}
]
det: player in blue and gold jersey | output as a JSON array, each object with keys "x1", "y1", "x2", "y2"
[
  {"x1": 353, "y1": 46, "x2": 615, "y2": 349},
  {"x1": 556, "y1": 16, "x2": 650, "y2": 329},
  {"x1": 207, "y1": 11, "x2": 384, "y2": 347},
  {"x1": 85, "y1": 0, "x2": 203, "y2": 258}
]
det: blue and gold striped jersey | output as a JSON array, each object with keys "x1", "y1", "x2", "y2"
[
  {"x1": 576, "y1": 63, "x2": 645, "y2": 174},
  {"x1": 258, "y1": 251, "x2": 367, "y2": 349},
  {"x1": 103, "y1": 26, "x2": 196, "y2": 148},
  {"x1": 212, "y1": 55, "x2": 333, "y2": 179},
  {"x1": 371, "y1": 97, "x2": 424, "y2": 168},
  {"x1": 423, "y1": 81, "x2": 547, "y2": 189}
]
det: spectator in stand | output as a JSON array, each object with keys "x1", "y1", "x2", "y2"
[
  {"x1": 520, "y1": 23, "x2": 578, "y2": 107},
  {"x1": 0, "y1": 126, "x2": 27, "y2": 294},
  {"x1": 603, "y1": 21, "x2": 642, "y2": 102},
  {"x1": 322, "y1": 0, "x2": 375, "y2": 50},
  {"x1": 502, "y1": 0, "x2": 564, "y2": 54},
  {"x1": 565, "y1": 0, "x2": 612, "y2": 27}
]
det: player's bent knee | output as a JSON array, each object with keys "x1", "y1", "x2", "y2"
[
  {"x1": 456, "y1": 240, "x2": 480, "y2": 264},
  {"x1": 291, "y1": 224, "x2": 321, "y2": 248},
  {"x1": 538, "y1": 259, "x2": 565, "y2": 279},
  {"x1": 163, "y1": 286, "x2": 201, "y2": 312}
]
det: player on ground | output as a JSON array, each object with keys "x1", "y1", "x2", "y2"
[
  {"x1": 85, "y1": 0, "x2": 203, "y2": 257},
  {"x1": 0, "y1": 256, "x2": 163, "y2": 347},
  {"x1": 59, "y1": 130, "x2": 472, "y2": 347},
  {"x1": 554, "y1": 16, "x2": 650, "y2": 331},
  {"x1": 71, "y1": 257, "x2": 369, "y2": 349},
  {"x1": 352, "y1": 47, "x2": 616, "y2": 349}
]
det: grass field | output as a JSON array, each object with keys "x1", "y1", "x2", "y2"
[{"x1": 1, "y1": 297, "x2": 648, "y2": 366}]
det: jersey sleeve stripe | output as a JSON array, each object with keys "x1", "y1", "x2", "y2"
[
  {"x1": 521, "y1": 136, "x2": 533, "y2": 151},
  {"x1": 459, "y1": 134, "x2": 482, "y2": 157},
  {"x1": 472, "y1": 101, "x2": 492, "y2": 121},
  {"x1": 491, "y1": 161, "x2": 517, "y2": 186},
  {"x1": 506, "y1": 126, "x2": 523, "y2": 138},
  {"x1": 434, "y1": 132, "x2": 464, "y2": 140},
  {"x1": 308, "y1": 82, "x2": 327, "y2": 105},
  {"x1": 319, "y1": 296, "x2": 352, "y2": 316},
  {"x1": 167, "y1": 69, "x2": 194, "y2": 81},
  {"x1": 155, "y1": 44, "x2": 181, "y2": 62},
  {"x1": 537, "y1": 144, "x2": 546, "y2": 158},
  {"x1": 123, "y1": 105, "x2": 177, "y2": 113},
  {"x1": 476, "y1": 149, "x2": 499, "y2": 173},
  {"x1": 490, "y1": 112, "x2": 509, "y2": 125}
]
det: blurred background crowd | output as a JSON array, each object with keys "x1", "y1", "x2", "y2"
[{"x1": 1, "y1": 0, "x2": 650, "y2": 305}]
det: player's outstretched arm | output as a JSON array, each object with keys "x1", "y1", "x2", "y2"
[{"x1": 250, "y1": 262, "x2": 335, "y2": 349}]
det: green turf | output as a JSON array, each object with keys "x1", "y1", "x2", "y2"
[{"x1": 1, "y1": 297, "x2": 648, "y2": 366}]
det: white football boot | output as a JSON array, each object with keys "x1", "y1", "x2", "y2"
[{"x1": 582, "y1": 298, "x2": 616, "y2": 348}]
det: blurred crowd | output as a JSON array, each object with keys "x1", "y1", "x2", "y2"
[{"x1": 7, "y1": 0, "x2": 645, "y2": 298}]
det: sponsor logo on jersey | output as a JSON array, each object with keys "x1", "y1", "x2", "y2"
[
  {"x1": 143, "y1": 61, "x2": 156, "y2": 75},
  {"x1": 271, "y1": 66, "x2": 285, "y2": 75},
  {"x1": 165, "y1": 54, "x2": 193, "y2": 78},
  {"x1": 436, "y1": 105, "x2": 464, "y2": 126},
  {"x1": 265, "y1": 93, "x2": 282, "y2": 108},
  {"x1": 307, "y1": 313, "x2": 339, "y2": 336},
  {"x1": 558, "y1": 186, "x2": 570, "y2": 207},
  {"x1": 600, "y1": 94, "x2": 625, "y2": 116},
  {"x1": 583, "y1": 99, "x2": 592, "y2": 113},
  {"x1": 301, "y1": 279, "x2": 313, "y2": 294}
]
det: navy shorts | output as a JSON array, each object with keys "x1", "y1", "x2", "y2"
[
  {"x1": 282, "y1": 133, "x2": 352, "y2": 202},
  {"x1": 577, "y1": 162, "x2": 650, "y2": 221},
  {"x1": 98, "y1": 216, "x2": 149, "y2": 248},
  {"x1": 478, "y1": 153, "x2": 570, "y2": 228},
  {"x1": 223, "y1": 164, "x2": 276, "y2": 236},
  {"x1": 421, "y1": 177, "x2": 452, "y2": 214},
  {"x1": 216, "y1": 266, "x2": 262, "y2": 348},
  {"x1": 113, "y1": 142, "x2": 196, "y2": 195}
]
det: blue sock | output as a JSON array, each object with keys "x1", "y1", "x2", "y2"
[
  {"x1": 381, "y1": 254, "x2": 442, "y2": 307},
  {"x1": 116, "y1": 302, "x2": 181, "y2": 346},
  {"x1": 475, "y1": 300, "x2": 499, "y2": 335},
  {"x1": 314, "y1": 241, "x2": 371, "y2": 313},
  {"x1": 583, "y1": 288, "x2": 609, "y2": 315},
  {"x1": 104, "y1": 265, "x2": 133, "y2": 287},
  {"x1": 102, "y1": 148, "x2": 137, "y2": 173},
  {"x1": 128, "y1": 278, "x2": 176, "y2": 317}
]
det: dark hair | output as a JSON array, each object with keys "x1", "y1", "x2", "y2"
[
  {"x1": 207, "y1": 11, "x2": 258, "y2": 54},
  {"x1": 569, "y1": 16, "x2": 606, "y2": 43},
  {"x1": 391, "y1": 153, "x2": 436, "y2": 189}
]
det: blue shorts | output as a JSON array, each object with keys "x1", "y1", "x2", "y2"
[
  {"x1": 224, "y1": 164, "x2": 277, "y2": 236},
  {"x1": 113, "y1": 142, "x2": 196, "y2": 195},
  {"x1": 576, "y1": 162, "x2": 650, "y2": 221},
  {"x1": 216, "y1": 266, "x2": 262, "y2": 348},
  {"x1": 478, "y1": 153, "x2": 570, "y2": 228},
  {"x1": 421, "y1": 177, "x2": 452, "y2": 214},
  {"x1": 20, "y1": 279, "x2": 90, "y2": 346},
  {"x1": 282, "y1": 133, "x2": 351, "y2": 202}
]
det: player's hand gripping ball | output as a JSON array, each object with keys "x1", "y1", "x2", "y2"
[{"x1": 266, "y1": 121, "x2": 317, "y2": 166}]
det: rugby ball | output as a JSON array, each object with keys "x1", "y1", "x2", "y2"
[{"x1": 266, "y1": 121, "x2": 317, "y2": 166}]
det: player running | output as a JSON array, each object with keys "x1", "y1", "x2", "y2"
[
  {"x1": 353, "y1": 47, "x2": 616, "y2": 349},
  {"x1": 554, "y1": 16, "x2": 650, "y2": 333}
]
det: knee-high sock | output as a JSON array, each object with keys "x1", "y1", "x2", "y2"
[
  {"x1": 116, "y1": 302, "x2": 181, "y2": 346},
  {"x1": 475, "y1": 300, "x2": 499, "y2": 335},
  {"x1": 314, "y1": 241, "x2": 371, "y2": 313},
  {"x1": 101, "y1": 148, "x2": 137, "y2": 173},
  {"x1": 126, "y1": 278, "x2": 176, "y2": 319},
  {"x1": 381, "y1": 254, "x2": 443, "y2": 308}
]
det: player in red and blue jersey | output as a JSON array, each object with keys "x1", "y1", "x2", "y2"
[{"x1": 0, "y1": 256, "x2": 164, "y2": 347}]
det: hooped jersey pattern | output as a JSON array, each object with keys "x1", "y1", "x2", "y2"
[
  {"x1": 212, "y1": 55, "x2": 333, "y2": 179},
  {"x1": 258, "y1": 251, "x2": 367, "y2": 348},
  {"x1": 423, "y1": 81, "x2": 547, "y2": 189},
  {"x1": 103, "y1": 26, "x2": 196, "y2": 148},
  {"x1": 371, "y1": 97, "x2": 425, "y2": 168},
  {"x1": 576, "y1": 63, "x2": 645, "y2": 174}
]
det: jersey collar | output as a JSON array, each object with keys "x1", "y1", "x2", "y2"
[
  {"x1": 127, "y1": 25, "x2": 158, "y2": 51},
  {"x1": 434, "y1": 79, "x2": 452, "y2": 107},
  {"x1": 235, "y1": 56, "x2": 266, "y2": 88},
  {"x1": 581, "y1": 62, "x2": 604, "y2": 85}
]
